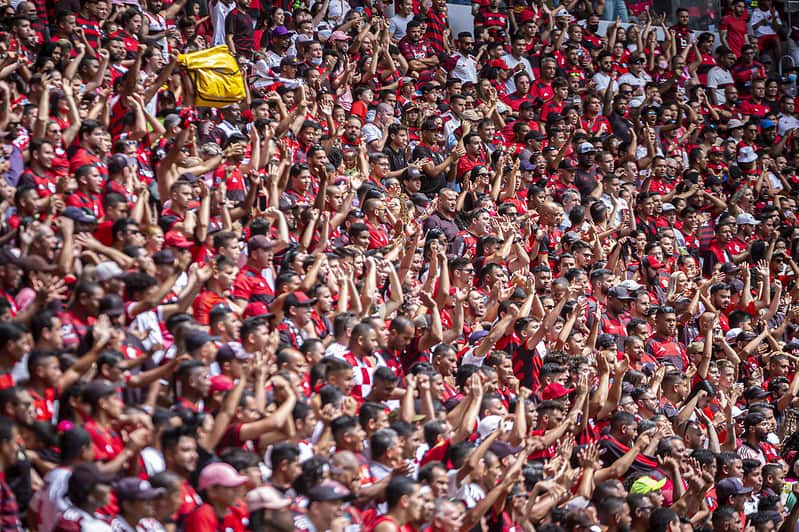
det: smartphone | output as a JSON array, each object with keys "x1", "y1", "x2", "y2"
[{"x1": 257, "y1": 196, "x2": 268, "y2": 211}]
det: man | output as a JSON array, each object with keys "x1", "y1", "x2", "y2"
[
  {"x1": 423, "y1": 189, "x2": 460, "y2": 252},
  {"x1": 412, "y1": 119, "x2": 462, "y2": 196},
  {"x1": 597, "y1": 497, "x2": 632, "y2": 532},
  {"x1": 617, "y1": 56, "x2": 652, "y2": 107},
  {"x1": 389, "y1": 0, "x2": 414, "y2": 41},
  {"x1": 450, "y1": 33, "x2": 478, "y2": 85},
  {"x1": 82, "y1": 379, "x2": 149, "y2": 473},
  {"x1": 368, "y1": 428, "x2": 400, "y2": 482},
  {"x1": 501, "y1": 34, "x2": 534, "y2": 93},
  {"x1": 647, "y1": 307, "x2": 688, "y2": 371},
  {"x1": 342, "y1": 323, "x2": 379, "y2": 401},
  {"x1": 399, "y1": 21, "x2": 439, "y2": 77},
  {"x1": 777, "y1": 96, "x2": 799, "y2": 136},
  {"x1": 185, "y1": 462, "x2": 248, "y2": 530},
  {"x1": 224, "y1": 0, "x2": 254, "y2": 57},
  {"x1": 423, "y1": 0, "x2": 449, "y2": 54},
  {"x1": 277, "y1": 291, "x2": 317, "y2": 350},
  {"x1": 738, "y1": 413, "x2": 769, "y2": 465},
  {"x1": 720, "y1": 0, "x2": 750, "y2": 57},
  {"x1": 111, "y1": 477, "x2": 166, "y2": 531},
  {"x1": 246, "y1": 485, "x2": 293, "y2": 532},
  {"x1": 295, "y1": 481, "x2": 354, "y2": 532},
  {"x1": 162, "y1": 427, "x2": 201, "y2": 526},
  {"x1": 232, "y1": 236, "x2": 275, "y2": 308},
  {"x1": 66, "y1": 165, "x2": 105, "y2": 220},
  {"x1": 707, "y1": 46, "x2": 736, "y2": 105},
  {"x1": 748, "y1": 0, "x2": 782, "y2": 66},
  {"x1": 370, "y1": 476, "x2": 422, "y2": 532},
  {"x1": 0, "y1": 417, "x2": 21, "y2": 528},
  {"x1": 55, "y1": 463, "x2": 115, "y2": 531}
]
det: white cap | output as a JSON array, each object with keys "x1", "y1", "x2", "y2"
[{"x1": 477, "y1": 415, "x2": 502, "y2": 439}]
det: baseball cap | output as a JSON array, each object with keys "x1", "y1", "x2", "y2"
[
  {"x1": 164, "y1": 231, "x2": 194, "y2": 249},
  {"x1": 559, "y1": 158, "x2": 579, "y2": 171},
  {"x1": 271, "y1": 25, "x2": 294, "y2": 37},
  {"x1": 152, "y1": 249, "x2": 176, "y2": 265},
  {"x1": 216, "y1": 342, "x2": 250, "y2": 362},
  {"x1": 95, "y1": 261, "x2": 125, "y2": 282},
  {"x1": 403, "y1": 167, "x2": 423, "y2": 180},
  {"x1": 736, "y1": 213, "x2": 760, "y2": 226},
  {"x1": 242, "y1": 301, "x2": 275, "y2": 320},
  {"x1": 98, "y1": 294, "x2": 125, "y2": 318},
  {"x1": 70, "y1": 463, "x2": 116, "y2": 489},
  {"x1": 645, "y1": 255, "x2": 664, "y2": 269},
  {"x1": 328, "y1": 30, "x2": 352, "y2": 42},
  {"x1": 184, "y1": 328, "x2": 219, "y2": 353},
  {"x1": 210, "y1": 375, "x2": 235, "y2": 393},
  {"x1": 307, "y1": 481, "x2": 354, "y2": 502},
  {"x1": 541, "y1": 382, "x2": 575, "y2": 400},
  {"x1": 114, "y1": 478, "x2": 166, "y2": 501},
  {"x1": 607, "y1": 285, "x2": 635, "y2": 301},
  {"x1": 717, "y1": 477, "x2": 753, "y2": 502},
  {"x1": 720, "y1": 263, "x2": 741, "y2": 275},
  {"x1": 744, "y1": 386, "x2": 769, "y2": 400},
  {"x1": 198, "y1": 462, "x2": 249, "y2": 491},
  {"x1": 246, "y1": 486, "x2": 292, "y2": 512},
  {"x1": 17, "y1": 255, "x2": 55, "y2": 273},
  {"x1": 489, "y1": 440, "x2": 525, "y2": 459},
  {"x1": 630, "y1": 476, "x2": 667, "y2": 495},
  {"x1": 619, "y1": 280, "x2": 644, "y2": 292},
  {"x1": 661, "y1": 203, "x2": 676, "y2": 213},
  {"x1": 61, "y1": 206, "x2": 97, "y2": 224},
  {"x1": 83, "y1": 379, "x2": 118, "y2": 404},
  {"x1": 284, "y1": 291, "x2": 317, "y2": 311},
  {"x1": 761, "y1": 118, "x2": 776, "y2": 129},
  {"x1": 727, "y1": 119, "x2": 745, "y2": 130},
  {"x1": 108, "y1": 154, "x2": 130, "y2": 174},
  {"x1": 248, "y1": 235, "x2": 275, "y2": 252},
  {"x1": 577, "y1": 142, "x2": 596, "y2": 154}
]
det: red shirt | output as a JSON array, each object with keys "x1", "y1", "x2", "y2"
[
  {"x1": 232, "y1": 265, "x2": 273, "y2": 303},
  {"x1": 84, "y1": 418, "x2": 124, "y2": 462}
]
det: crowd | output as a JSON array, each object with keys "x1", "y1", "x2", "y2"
[{"x1": 0, "y1": 0, "x2": 798, "y2": 530}]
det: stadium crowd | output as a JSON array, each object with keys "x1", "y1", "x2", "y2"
[{"x1": 0, "y1": 0, "x2": 797, "y2": 530}]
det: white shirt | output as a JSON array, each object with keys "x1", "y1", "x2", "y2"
[
  {"x1": 29, "y1": 467, "x2": 71, "y2": 532},
  {"x1": 450, "y1": 51, "x2": 478, "y2": 85},
  {"x1": 707, "y1": 66, "x2": 734, "y2": 105},
  {"x1": 749, "y1": 8, "x2": 781, "y2": 37},
  {"x1": 617, "y1": 71, "x2": 652, "y2": 107},
  {"x1": 592, "y1": 71, "x2": 618, "y2": 95},
  {"x1": 501, "y1": 54, "x2": 534, "y2": 93},
  {"x1": 211, "y1": 0, "x2": 236, "y2": 46},
  {"x1": 389, "y1": 13, "x2": 414, "y2": 41},
  {"x1": 778, "y1": 113, "x2": 799, "y2": 135},
  {"x1": 59, "y1": 507, "x2": 113, "y2": 532}
]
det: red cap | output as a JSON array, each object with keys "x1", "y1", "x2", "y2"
[
  {"x1": 210, "y1": 375, "x2": 234, "y2": 393},
  {"x1": 541, "y1": 382, "x2": 575, "y2": 400},
  {"x1": 489, "y1": 59, "x2": 508, "y2": 69},
  {"x1": 243, "y1": 301, "x2": 274, "y2": 319},
  {"x1": 519, "y1": 9, "x2": 535, "y2": 22},
  {"x1": 163, "y1": 230, "x2": 194, "y2": 249},
  {"x1": 645, "y1": 255, "x2": 664, "y2": 269},
  {"x1": 711, "y1": 145, "x2": 724, "y2": 154}
]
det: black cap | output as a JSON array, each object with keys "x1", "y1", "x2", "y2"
[
  {"x1": 108, "y1": 154, "x2": 130, "y2": 174},
  {"x1": 184, "y1": 329, "x2": 219, "y2": 353},
  {"x1": 178, "y1": 172, "x2": 199, "y2": 184},
  {"x1": 489, "y1": 440, "x2": 524, "y2": 459},
  {"x1": 70, "y1": 463, "x2": 116, "y2": 489},
  {"x1": 559, "y1": 158, "x2": 578, "y2": 171},
  {"x1": 744, "y1": 386, "x2": 769, "y2": 401},
  {"x1": 283, "y1": 291, "x2": 317, "y2": 312},
  {"x1": 307, "y1": 481, "x2": 354, "y2": 502},
  {"x1": 61, "y1": 207, "x2": 97, "y2": 224},
  {"x1": 98, "y1": 294, "x2": 125, "y2": 317},
  {"x1": 403, "y1": 167, "x2": 423, "y2": 180},
  {"x1": 152, "y1": 249, "x2": 176, "y2": 265},
  {"x1": 607, "y1": 286, "x2": 635, "y2": 301},
  {"x1": 114, "y1": 478, "x2": 166, "y2": 501},
  {"x1": 83, "y1": 379, "x2": 118, "y2": 404},
  {"x1": 421, "y1": 118, "x2": 442, "y2": 131},
  {"x1": 216, "y1": 342, "x2": 249, "y2": 363}
]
